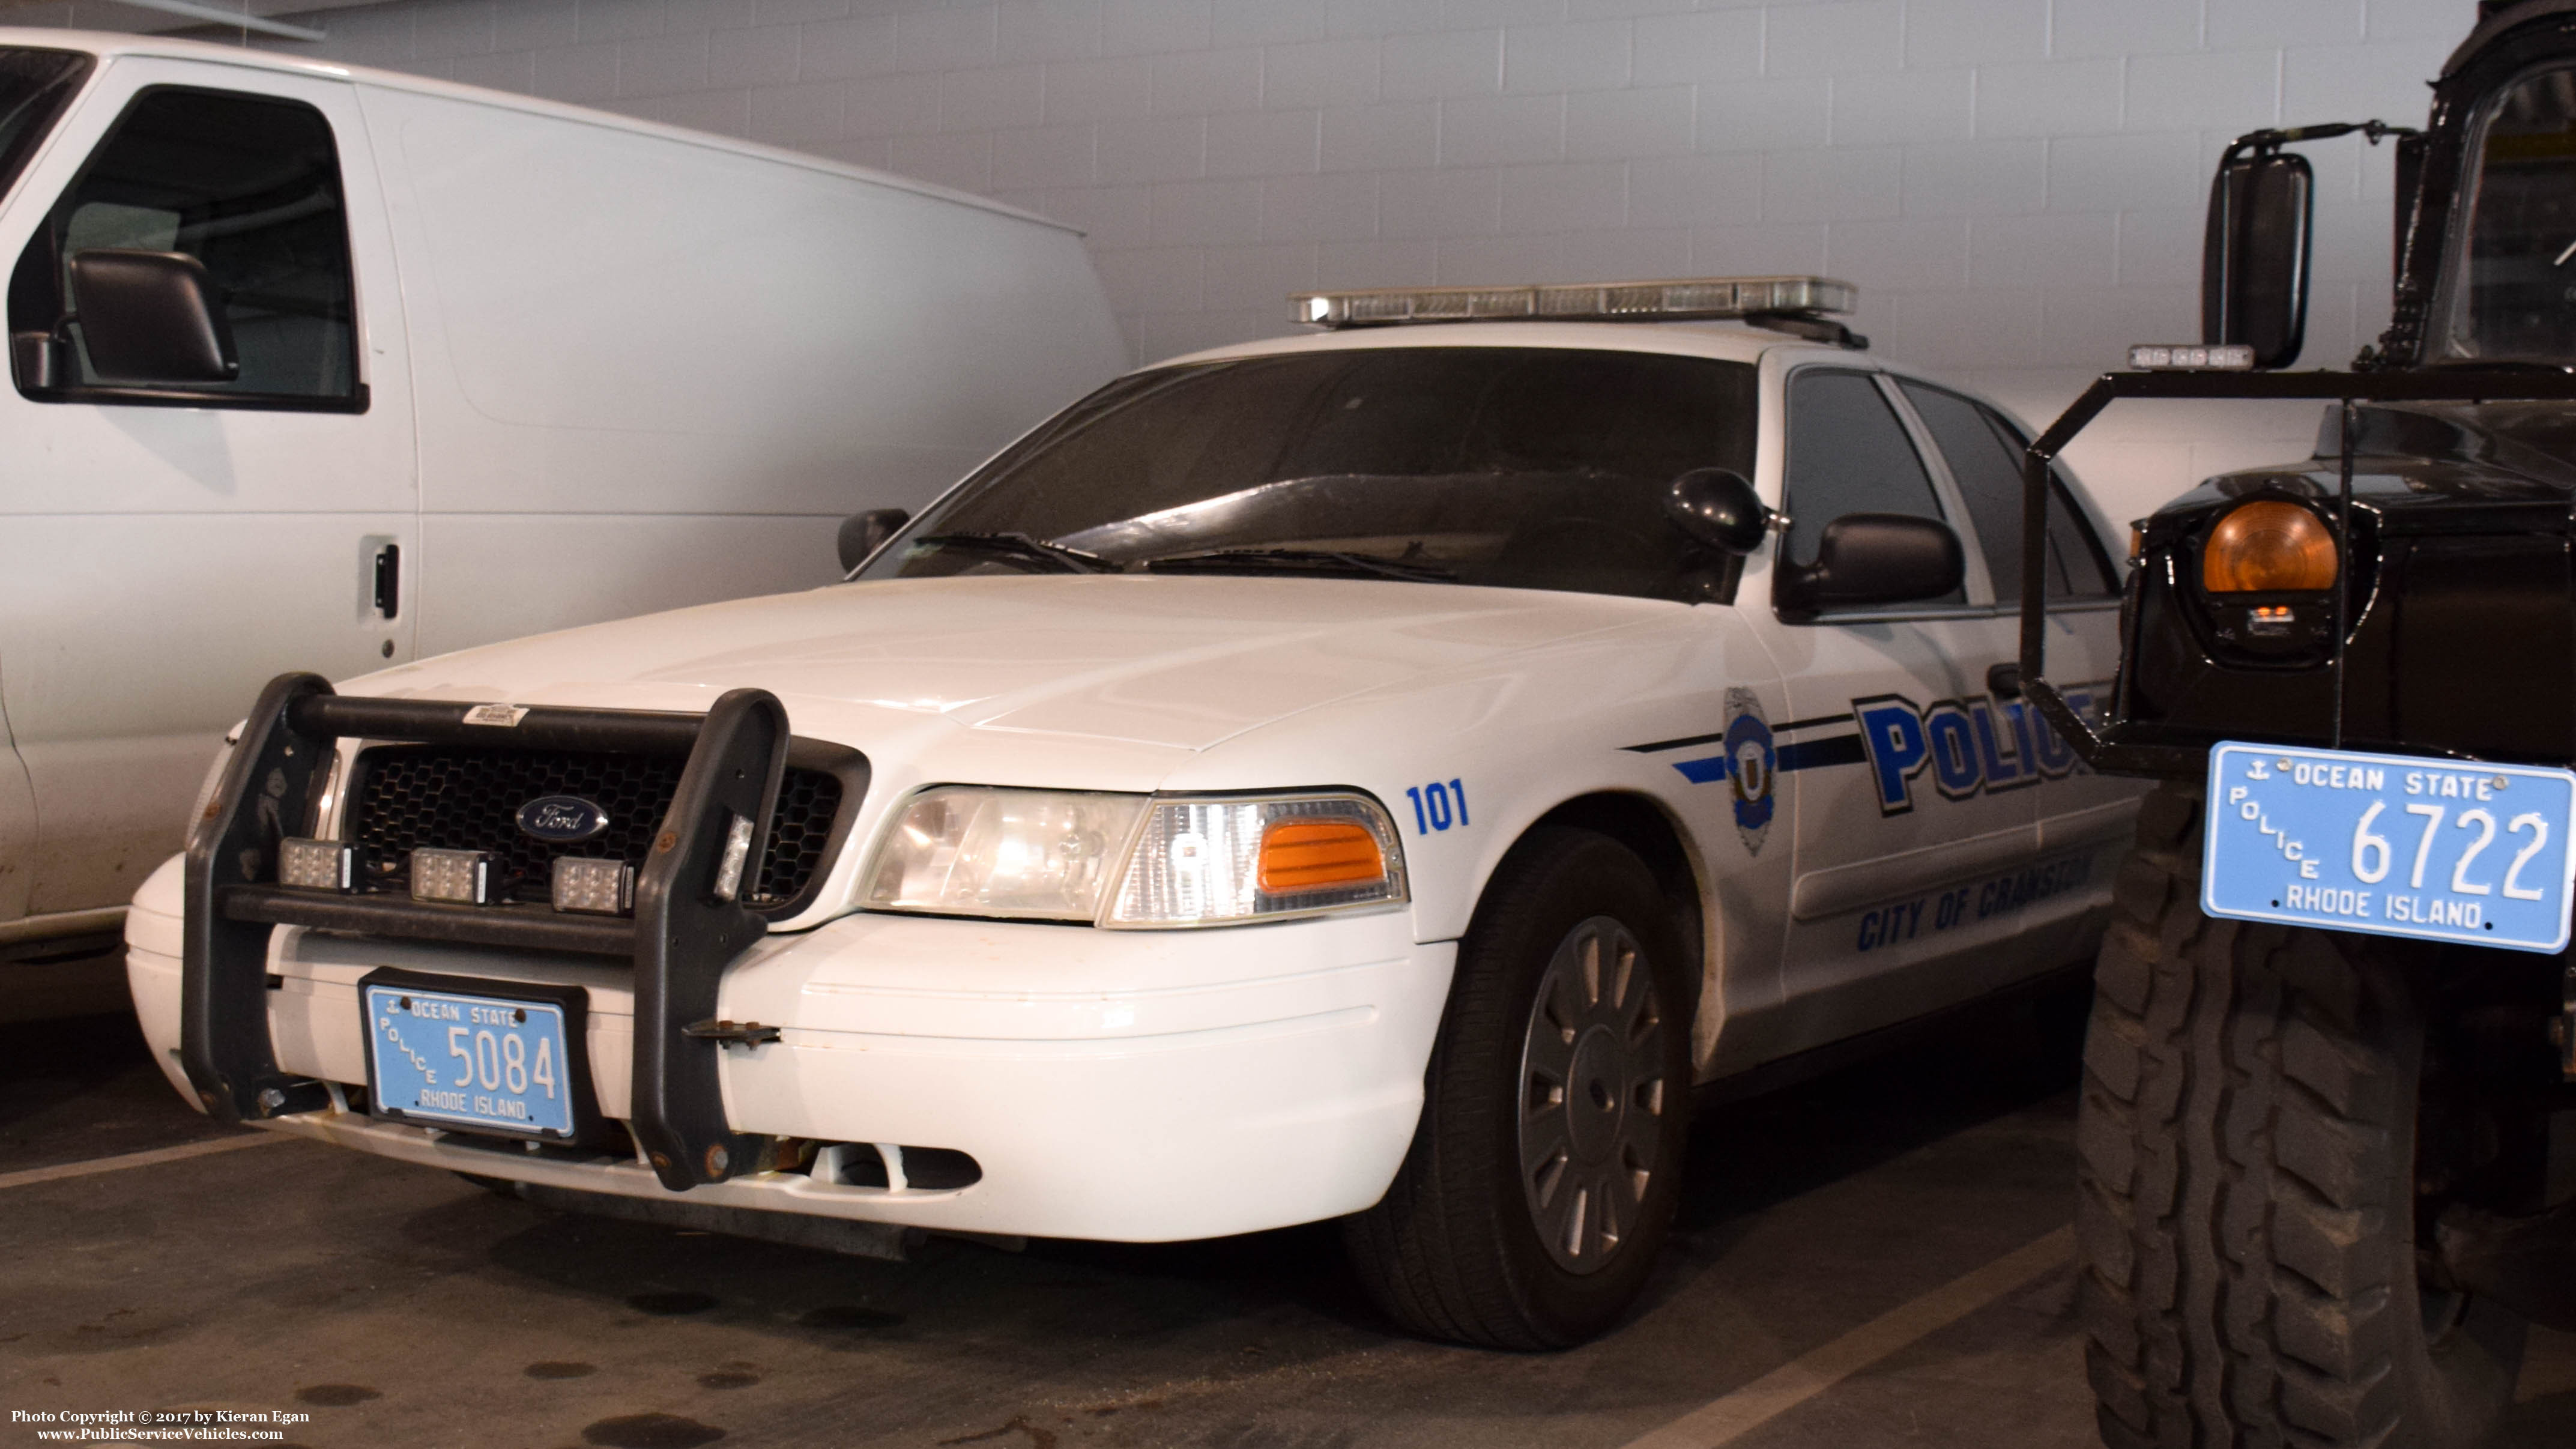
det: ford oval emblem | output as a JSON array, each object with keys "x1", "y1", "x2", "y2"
[{"x1": 517, "y1": 795, "x2": 611, "y2": 842}]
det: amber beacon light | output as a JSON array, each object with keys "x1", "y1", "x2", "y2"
[{"x1": 2202, "y1": 500, "x2": 2338, "y2": 593}]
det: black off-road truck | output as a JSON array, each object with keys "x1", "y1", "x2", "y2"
[{"x1": 2009, "y1": 4, "x2": 2576, "y2": 1445}]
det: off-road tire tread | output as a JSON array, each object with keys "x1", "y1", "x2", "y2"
[{"x1": 2077, "y1": 779, "x2": 2514, "y2": 1449}]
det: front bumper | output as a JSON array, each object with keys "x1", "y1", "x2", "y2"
[{"x1": 128, "y1": 854, "x2": 1454, "y2": 1242}]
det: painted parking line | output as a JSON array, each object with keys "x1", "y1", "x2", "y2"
[
  {"x1": 1618, "y1": 1224, "x2": 2076, "y2": 1449},
  {"x1": 0, "y1": 1133, "x2": 288, "y2": 1192}
]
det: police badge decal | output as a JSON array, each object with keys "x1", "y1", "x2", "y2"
[{"x1": 1723, "y1": 687, "x2": 1774, "y2": 854}]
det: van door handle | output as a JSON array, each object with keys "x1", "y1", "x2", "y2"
[{"x1": 372, "y1": 542, "x2": 399, "y2": 620}]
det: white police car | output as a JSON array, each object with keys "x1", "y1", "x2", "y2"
[{"x1": 125, "y1": 277, "x2": 2142, "y2": 1349}]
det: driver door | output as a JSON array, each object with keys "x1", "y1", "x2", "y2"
[{"x1": 1760, "y1": 365, "x2": 2043, "y2": 1050}]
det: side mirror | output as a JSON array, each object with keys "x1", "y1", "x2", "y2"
[
  {"x1": 2202, "y1": 148, "x2": 2312, "y2": 369},
  {"x1": 66, "y1": 249, "x2": 237, "y2": 385},
  {"x1": 1665, "y1": 468, "x2": 1770, "y2": 554},
  {"x1": 1665, "y1": 467, "x2": 1771, "y2": 605},
  {"x1": 838, "y1": 507, "x2": 910, "y2": 573},
  {"x1": 1775, "y1": 513, "x2": 1964, "y2": 617}
]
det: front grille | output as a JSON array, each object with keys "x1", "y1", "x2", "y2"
[{"x1": 348, "y1": 746, "x2": 845, "y2": 910}]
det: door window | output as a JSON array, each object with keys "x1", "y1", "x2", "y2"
[
  {"x1": 1896, "y1": 380, "x2": 2120, "y2": 602},
  {"x1": 8, "y1": 85, "x2": 358, "y2": 406},
  {"x1": 1779, "y1": 369, "x2": 1964, "y2": 611}
]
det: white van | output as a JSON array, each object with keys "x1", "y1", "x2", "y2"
[{"x1": 0, "y1": 31, "x2": 1125, "y2": 984}]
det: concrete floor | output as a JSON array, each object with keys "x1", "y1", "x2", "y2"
[{"x1": 4, "y1": 986, "x2": 2571, "y2": 1449}]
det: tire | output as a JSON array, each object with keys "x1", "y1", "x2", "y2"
[
  {"x1": 1344, "y1": 825, "x2": 1693, "y2": 1349},
  {"x1": 2078, "y1": 779, "x2": 2533, "y2": 1449}
]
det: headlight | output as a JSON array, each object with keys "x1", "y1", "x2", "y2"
[
  {"x1": 1102, "y1": 793, "x2": 1406, "y2": 928},
  {"x1": 862, "y1": 787, "x2": 1407, "y2": 927},
  {"x1": 863, "y1": 787, "x2": 1149, "y2": 922}
]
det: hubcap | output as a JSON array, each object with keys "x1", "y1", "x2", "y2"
[{"x1": 1517, "y1": 915, "x2": 1670, "y2": 1275}]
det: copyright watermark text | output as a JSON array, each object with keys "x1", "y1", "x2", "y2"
[{"x1": 13, "y1": 1409, "x2": 304, "y2": 1442}]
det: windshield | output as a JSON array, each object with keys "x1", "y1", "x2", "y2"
[
  {"x1": 2442, "y1": 62, "x2": 2576, "y2": 361},
  {"x1": 860, "y1": 346, "x2": 1760, "y2": 602},
  {"x1": 0, "y1": 49, "x2": 88, "y2": 202}
]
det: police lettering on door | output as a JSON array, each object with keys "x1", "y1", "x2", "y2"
[{"x1": 1854, "y1": 687, "x2": 2097, "y2": 815}]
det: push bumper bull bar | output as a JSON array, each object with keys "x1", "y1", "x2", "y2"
[{"x1": 181, "y1": 671, "x2": 793, "y2": 1192}]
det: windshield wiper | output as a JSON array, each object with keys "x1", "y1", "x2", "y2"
[
  {"x1": 913, "y1": 531, "x2": 1116, "y2": 574},
  {"x1": 1141, "y1": 547, "x2": 1456, "y2": 583}
]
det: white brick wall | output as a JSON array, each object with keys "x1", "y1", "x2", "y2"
[{"x1": 0, "y1": 0, "x2": 2479, "y2": 519}]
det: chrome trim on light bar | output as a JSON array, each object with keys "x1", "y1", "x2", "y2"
[{"x1": 1291, "y1": 276, "x2": 1858, "y2": 329}]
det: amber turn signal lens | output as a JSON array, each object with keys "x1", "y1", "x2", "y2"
[
  {"x1": 1258, "y1": 819, "x2": 1385, "y2": 894},
  {"x1": 2203, "y1": 500, "x2": 2338, "y2": 593}
]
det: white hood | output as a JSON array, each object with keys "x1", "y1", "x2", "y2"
[{"x1": 360, "y1": 575, "x2": 1672, "y2": 772}]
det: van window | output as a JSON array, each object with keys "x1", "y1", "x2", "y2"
[
  {"x1": 0, "y1": 49, "x2": 90, "y2": 200},
  {"x1": 1780, "y1": 369, "x2": 1965, "y2": 611},
  {"x1": 8, "y1": 85, "x2": 358, "y2": 407}
]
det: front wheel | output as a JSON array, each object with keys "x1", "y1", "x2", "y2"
[
  {"x1": 2078, "y1": 781, "x2": 2534, "y2": 1449},
  {"x1": 1344, "y1": 826, "x2": 1693, "y2": 1349}
]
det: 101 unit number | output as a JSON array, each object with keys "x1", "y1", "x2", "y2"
[{"x1": 1404, "y1": 779, "x2": 1469, "y2": 835}]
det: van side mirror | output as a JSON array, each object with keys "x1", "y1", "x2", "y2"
[
  {"x1": 65, "y1": 249, "x2": 238, "y2": 386},
  {"x1": 838, "y1": 507, "x2": 909, "y2": 573},
  {"x1": 1774, "y1": 513, "x2": 1964, "y2": 618},
  {"x1": 2202, "y1": 148, "x2": 2312, "y2": 369}
]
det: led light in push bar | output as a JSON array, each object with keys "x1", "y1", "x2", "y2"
[
  {"x1": 551, "y1": 856, "x2": 634, "y2": 916},
  {"x1": 2127, "y1": 343, "x2": 2256, "y2": 371},
  {"x1": 713, "y1": 814, "x2": 755, "y2": 903},
  {"x1": 276, "y1": 838, "x2": 354, "y2": 892},
  {"x1": 410, "y1": 847, "x2": 494, "y2": 906}
]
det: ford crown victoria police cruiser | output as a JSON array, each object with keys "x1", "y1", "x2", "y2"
[{"x1": 125, "y1": 277, "x2": 2142, "y2": 1349}]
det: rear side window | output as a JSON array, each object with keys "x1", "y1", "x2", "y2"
[
  {"x1": 1780, "y1": 369, "x2": 1964, "y2": 610},
  {"x1": 8, "y1": 85, "x2": 358, "y2": 407},
  {"x1": 1897, "y1": 380, "x2": 2119, "y2": 602}
]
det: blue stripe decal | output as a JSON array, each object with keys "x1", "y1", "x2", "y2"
[
  {"x1": 1779, "y1": 734, "x2": 1867, "y2": 771},
  {"x1": 1671, "y1": 731, "x2": 1864, "y2": 784}
]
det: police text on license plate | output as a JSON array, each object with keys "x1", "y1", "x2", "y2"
[
  {"x1": 2203, "y1": 742, "x2": 2576, "y2": 954},
  {"x1": 363, "y1": 982, "x2": 576, "y2": 1137}
]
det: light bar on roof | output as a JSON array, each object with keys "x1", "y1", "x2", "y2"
[
  {"x1": 1290, "y1": 276, "x2": 1858, "y2": 329},
  {"x1": 2127, "y1": 343, "x2": 2257, "y2": 371}
]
